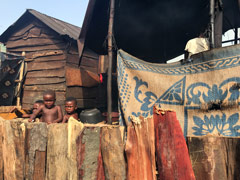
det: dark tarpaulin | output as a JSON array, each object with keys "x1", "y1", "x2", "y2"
[
  {"x1": 0, "y1": 53, "x2": 23, "y2": 106},
  {"x1": 81, "y1": 0, "x2": 240, "y2": 63}
]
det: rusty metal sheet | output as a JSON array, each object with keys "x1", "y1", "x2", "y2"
[{"x1": 65, "y1": 66, "x2": 100, "y2": 87}]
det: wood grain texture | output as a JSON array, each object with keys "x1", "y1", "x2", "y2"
[
  {"x1": 153, "y1": 106, "x2": 195, "y2": 180},
  {"x1": 66, "y1": 87, "x2": 98, "y2": 99},
  {"x1": 26, "y1": 69, "x2": 65, "y2": 78},
  {"x1": 125, "y1": 116, "x2": 156, "y2": 180},
  {"x1": 24, "y1": 83, "x2": 66, "y2": 91},
  {"x1": 2, "y1": 120, "x2": 26, "y2": 180},
  {"x1": 24, "y1": 77, "x2": 65, "y2": 85},
  {"x1": 27, "y1": 61, "x2": 65, "y2": 71},
  {"x1": 77, "y1": 127, "x2": 105, "y2": 180},
  {"x1": 188, "y1": 136, "x2": 240, "y2": 180},
  {"x1": 101, "y1": 126, "x2": 126, "y2": 180},
  {"x1": 25, "y1": 123, "x2": 47, "y2": 180}
]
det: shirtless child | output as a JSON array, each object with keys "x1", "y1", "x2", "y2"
[
  {"x1": 62, "y1": 97, "x2": 78, "y2": 123},
  {"x1": 28, "y1": 90, "x2": 63, "y2": 124}
]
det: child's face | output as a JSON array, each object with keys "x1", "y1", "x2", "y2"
[
  {"x1": 33, "y1": 103, "x2": 41, "y2": 113},
  {"x1": 65, "y1": 101, "x2": 77, "y2": 114},
  {"x1": 43, "y1": 94, "x2": 55, "y2": 109}
]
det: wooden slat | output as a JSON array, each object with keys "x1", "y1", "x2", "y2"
[
  {"x1": 25, "y1": 50, "x2": 64, "y2": 59},
  {"x1": 46, "y1": 124, "x2": 69, "y2": 180},
  {"x1": 26, "y1": 54, "x2": 66, "y2": 62},
  {"x1": 26, "y1": 69, "x2": 65, "y2": 78},
  {"x1": 24, "y1": 84, "x2": 66, "y2": 91},
  {"x1": 22, "y1": 91, "x2": 65, "y2": 104},
  {"x1": 76, "y1": 99, "x2": 96, "y2": 108},
  {"x1": 25, "y1": 77, "x2": 65, "y2": 85},
  {"x1": 27, "y1": 61, "x2": 65, "y2": 71},
  {"x1": 153, "y1": 107, "x2": 195, "y2": 180},
  {"x1": 6, "y1": 38, "x2": 63, "y2": 48},
  {"x1": 7, "y1": 43, "x2": 67, "y2": 52},
  {"x1": 77, "y1": 127, "x2": 105, "y2": 180},
  {"x1": 125, "y1": 116, "x2": 156, "y2": 180},
  {"x1": 2, "y1": 120, "x2": 26, "y2": 180},
  {"x1": 25, "y1": 123, "x2": 47, "y2": 180},
  {"x1": 101, "y1": 127, "x2": 127, "y2": 179},
  {"x1": 66, "y1": 87, "x2": 98, "y2": 99},
  {"x1": 10, "y1": 24, "x2": 35, "y2": 38},
  {"x1": 80, "y1": 56, "x2": 98, "y2": 68},
  {"x1": 67, "y1": 53, "x2": 78, "y2": 65}
]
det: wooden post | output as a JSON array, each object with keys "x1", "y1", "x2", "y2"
[
  {"x1": 107, "y1": 0, "x2": 115, "y2": 124},
  {"x1": 210, "y1": 0, "x2": 215, "y2": 48},
  {"x1": 16, "y1": 52, "x2": 25, "y2": 106},
  {"x1": 234, "y1": 28, "x2": 238, "y2": 45}
]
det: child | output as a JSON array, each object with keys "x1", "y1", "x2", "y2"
[
  {"x1": 28, "y1": 90, "x2": 63, "y2": 124},
  {"x1": 21, "y1": 100, "x2": 44, "y2": 119},
  {"x1": 62, "y1": 97, "x2": 78, "y2": 123}
]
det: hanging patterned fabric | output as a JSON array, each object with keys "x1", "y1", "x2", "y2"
[{"x1": 0, "y1": 52, "x2": 24, "y2": 106}]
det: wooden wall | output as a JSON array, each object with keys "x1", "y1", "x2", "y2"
[{"x1": 4, "y1": 18, "x2": 101, "y2": 110}]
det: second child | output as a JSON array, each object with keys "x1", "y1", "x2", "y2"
[{"x1": 62, "y1": 97, "x2": 79, "y2": 123}]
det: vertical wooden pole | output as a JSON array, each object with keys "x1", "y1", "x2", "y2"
[
  {"x1": 234, "y1": 28, "x2": 238, "y2": 44},
  {"x1": 16, "y1": 52, "x2": 25, "y2": 107},
  {"x1": 107, "y1": 0, "x2": 115, "y2": 124},
  {"x1": 210, "y1": 0, "x2": 215, "y2": 48}
]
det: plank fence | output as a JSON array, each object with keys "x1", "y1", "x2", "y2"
[{"x1": 0, "y1": 109, "x2": 239, "y2": 180}]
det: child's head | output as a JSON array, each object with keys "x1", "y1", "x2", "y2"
[
  {"x1": 65, "y1": 97, "x2": 77, "y2": 114},
  {"x1": 33, "y1": 100, "x2": 44, "y2": 113},
  {"x1": 43, "y1": 90, "x2": 56, "y2": 109}
]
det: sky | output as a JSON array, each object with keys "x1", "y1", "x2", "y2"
[{"x1": 0, "y1": 0, "x2": 89, "y2": 34}]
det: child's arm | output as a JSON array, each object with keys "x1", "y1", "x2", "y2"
[
  {"x1": 53, "y1": 106, "x2": 63, "y2": 123},
  {"x1": 62, "y1": 115, "x2": 68, "y2": 123},
  {"x1": 28, "y1": 105, "x2": 43, "y2": 122}
]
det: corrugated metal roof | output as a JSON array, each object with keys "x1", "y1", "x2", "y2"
[
  {"x1": 28, "y1": 9, "x2": 81, "y2": 40},
  {"x1": 0, "y1": 9, "x2": 81, "y2": 42}
]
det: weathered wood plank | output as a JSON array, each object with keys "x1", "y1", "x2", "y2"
[
  {"x1": 26, "y1": 54, "x2": 66, "y2": 63},
  {"x1": 76, "y1": 99, "x2": 96, "y2": 108},
  {"x1": 25, "y1": 123, "x2": 47, "y2": 180},
  {"x1": 46, "y1": 124, "x2": 68, "y2": 180},
  {"x1": 24, "y1": 83, "x2": 66, "y2": 91},
  {"x1": 77, "y1": 127, "x2": 105, "y2": 180},
  {"x1": 80, "y1": 56, "x2": 98, "y2": 68},
  {"x1": 22, "y1": 91, "x2": 65, "y2": 104},
  {"x1": 10, "y1": 24, "x2": 35, "y2": 38},
  {"x1": 66, "y1": 87, "x2": 98, "y2": 99},
  {"x1": 0, "y1": 119, "x2": 4, "y2": 180},
  {"x1": 153, "y1": 107, "x2": 195, "y2": 180},
  {"x1": 6, "y1": 38, "x2": 63, "y2": 48},
  {"x1": 7, "y1": 43, "x2": 66, "y2": 52},
  {"x1": 2, "y1": 120, "x2": 26, "y2": 180},
  {"x1": 101, "y1": 126, "x2": 126, "y2": 180},
  {"x1": 27, "y1": 61, "x2": 65, "y2": 71},
  {"x1": 25, "y1": 77, "x2": 65, "y2": 85},
  {"x1": 188, "y1": 136, "x2": 240, "y2": 180},
  {"x1": 125, "y1": 116, "x2": 156, "y2": 180},
  {"x1": 25, "y1": 50, "x2": 64, "y2": 59},
  {"x1": 26, "y1": 69, "x2": 65, "y2": 78}
]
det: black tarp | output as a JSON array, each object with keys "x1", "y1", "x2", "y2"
[
  {"x1": 81, "y1": 0, "x2": 240, "y2": 63},
  {"x1": 0, "y1": 53, "x2": 23, "y2": 105}
]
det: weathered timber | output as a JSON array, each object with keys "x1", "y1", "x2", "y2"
[
  {"x1": 0, "y1": 119, "x2": 4, "y2": 180},
  {"x1": 125, "y1": 116, "x2": 156, "y2": 180},
  {"x1": 101, "y1": 126, "x2": 126, "y2": 180},
  {"x1": 27, "y1": 61, "x2": 65, "y2": 71},
  {"x1": 80, "y1": 56, "x2": 98, "y2": 68},
  {"x1": 77, "y1": 127, "x2": 105, "y2": 180},
  {"x1": 25, "y1": 50, "x2": 64, "y2": 59},
  {"x1": 26, "y1": 69, "x2": 65, "y2": 78},
  {"x1": 6, "y1": 38, "x2": 63, "y2": 48},
  {"x1": 153, "y1": 106, "x2": 195, "y2": 180},
  {"x1": 66, "y1": 87, "x2": 98, "y2": 99},
  {"x1": 26, "y1": 54, "x2": 66, "y2": 63},
  {"x1": 46, "y1": 124, "x2": 68, "y2": 180},
  {"x1": 188, "y1": 136, "x2": 240, "y2": 180},
  {"x1": 9, "y1": 24, "x2": 35, "y2": 38},
  {"x1": 24, "y1": 77, "x2": 65, "y2": 85},
  {"x1": 67, "y1": 118, "x2": 84, "y2": 180},
  {"x1": 24, "y1": 83, "x2": 66, "y2": 91},
  {"x1": 7, "y1": 42, "x2": 66, "y2": 52},
  {"x1": 76, "y1": 99, "x2": 96, "y2": 108},
  {"x1": 66, "y1": 66, "x2": 99, "y2": 87},
  {"x1": 25, "y1": 123, "x2": 47, "y2": 180},
  {"x1": 1, "y1": 120, "x2": 26, "y2": 180}
]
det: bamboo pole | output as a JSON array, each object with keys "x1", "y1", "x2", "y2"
[
  {"x1": 16, "y1": 52, "x2": 25, "y2": 106},
  {"x1": 107, "y1": 0, "x2": 115, "y2": 124}
]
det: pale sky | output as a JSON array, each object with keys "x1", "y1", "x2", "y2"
[{"x1": 0, "y1": 0, "x2": 89, "y2": 34}]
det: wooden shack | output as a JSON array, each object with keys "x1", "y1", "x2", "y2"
[{"x1": 0, "y1": 9, "x2": 101, "y2": 110}]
